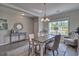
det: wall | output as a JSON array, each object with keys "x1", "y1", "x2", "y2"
[
  {"x1": 0, "y1": 5, "x2": 34, "y2": 45},
  {"x1": 42, "y1": 10, "x2": 79, "y2": 33},
  {"x1": 34, "y1": 17, "x2": 38, "y2": 39}
]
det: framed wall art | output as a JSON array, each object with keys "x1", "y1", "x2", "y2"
[{"x1": 0, "y1": 18, "x2": 8, "y2": 30}]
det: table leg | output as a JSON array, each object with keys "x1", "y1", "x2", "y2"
[
  {"x1": 40, "y1": 43, "x2": 45, "y2": 56},
  {"x1": 32, "y1": 40, "x2": 35, "y2": 55}
]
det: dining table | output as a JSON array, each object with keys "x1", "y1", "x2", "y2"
[{"x1": 31, "y1": 34, "x2": 55, "y2": 56}]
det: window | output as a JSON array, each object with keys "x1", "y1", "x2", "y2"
[{"x1": 48, "y1": 19, "x2": 69, "y2": 36}]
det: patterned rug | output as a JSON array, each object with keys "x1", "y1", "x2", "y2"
[
  {"x1": 46, "y1": 43, "x2": 77, "y2": 56},
  {"x1": 6, "y1": 43, "x2": 77, "y2": 56}
]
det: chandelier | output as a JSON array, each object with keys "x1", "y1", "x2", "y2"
[{"x1": 41, "y1": 3, "x2": 50, "y2": 22}]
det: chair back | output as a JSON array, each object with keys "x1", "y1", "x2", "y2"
[
  {"x1": 29, "y1": 34, "x2": 34, "y2": 42},
  {"x1": 52, "y1": 35, "x2": 61, "y2": 50},
  {"x1": 38, "y1": 33, "x2": 41, "y2": 37}
]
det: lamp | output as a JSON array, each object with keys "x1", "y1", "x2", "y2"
[{"x1": 41, "y1": 3, "x2": 50, "y2": 22}]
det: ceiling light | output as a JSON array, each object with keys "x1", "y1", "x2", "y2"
[{"x1": 41, "y1": 3, "x2": 50, "y2": 22}]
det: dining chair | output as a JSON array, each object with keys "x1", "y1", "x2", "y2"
[
  {"x1": 45, "y1": 35, "x2": 61, "y2": 56},
  {"x1": 31, "y1": 33, "x2": 41, "y2": 55},
  {"x1": 28, "y1": 33, "x2": 39, "y2": 55},
  {"x1": 33, "y1": 33, "x2": 46, "y2": 56},
  {"x1": 38, "y1": 33, "x2": 41, "y2": 37}
]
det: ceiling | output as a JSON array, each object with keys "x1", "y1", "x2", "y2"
[{"x1": 1, "y1": 3, "x2": 79, "y2": 17}]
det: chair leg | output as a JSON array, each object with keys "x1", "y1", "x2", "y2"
[
  {"x1": 52, "y1": 51, "x2": 55, "y2": 56},
  {"x1": 56, "y1": 50, "x2": 58, "y2": 55},
  {"x1": 45, "y1": 46, "x2": 47, "y2": 54},
  {"x1": 28, "y1": 50, "x2": 30, "y2": 56},
  {"x1": 63, "y1": 50, "x2": 66, "y2": 56},
  {"x1": 28, "y1": 41, "x2": 31, "y2": 56},
  {"x1": 35, "y1": 45, "x2": 38, "y2": 55},
  {"x1": 28, "y1": 47, "x2": 31, "y2": 56},
  {"x1": 28, "y1": 44, "x2": 30, "y2": 56}
]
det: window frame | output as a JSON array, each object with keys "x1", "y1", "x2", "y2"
[{"x1": 48, "y1": 17, "x2": 70, "y2": 36}]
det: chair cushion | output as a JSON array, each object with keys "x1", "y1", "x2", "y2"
[
  {"x1": 46, "y1": 42, "x2": 54, "y2": 50},
  {"x1": 64, "y1": 38, "x2": 75, "y2": 42},
  {"x1": 64, "y1": 38, "x2": 77, "y2": 46}
]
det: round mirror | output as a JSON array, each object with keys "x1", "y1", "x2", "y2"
[{"x1": 13, "y1": 23, "x2": 23, "y2": 31}]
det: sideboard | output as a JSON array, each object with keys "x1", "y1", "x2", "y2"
[{"x1": 9, "y1": 32, "x2": 26, "y2": 43}]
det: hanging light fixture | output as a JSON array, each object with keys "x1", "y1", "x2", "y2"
[{"x1": 41, "y1": 3, "x2": 50, "y2": 22}]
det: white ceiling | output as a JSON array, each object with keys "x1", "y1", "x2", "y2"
[{"x1": 1, "y1": 3, "x2": 79, "y2": 17}]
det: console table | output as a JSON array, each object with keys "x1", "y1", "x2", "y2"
[{"x1": 10, "y1": 32, "x2": 26, "y2": 43}]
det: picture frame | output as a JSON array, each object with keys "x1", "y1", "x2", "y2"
[{"x1": 0, "y1": 18, "x2": 8, "y2": 30}]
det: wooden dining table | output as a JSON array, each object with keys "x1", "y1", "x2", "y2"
[{"x1": 32, "y1": 34, "x2": 55, "y2": 56}]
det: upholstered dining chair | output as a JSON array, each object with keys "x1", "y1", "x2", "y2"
[
  {"x1": 45, "y1": 35, "x2": 61, "y2": 56},
  {"x1": 28, "y1": 34, "x2": 39, "y2": 55},
  {"x1": 33, "y1": 33, "x2": 43, "y2": 55},
  {"x1": 32, "y1": 32, "x2": 47, "y2": 56}
]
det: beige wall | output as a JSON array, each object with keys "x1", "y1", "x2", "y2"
[
  {"x1": 34, "y1": 17, "x2": 38, "y2": 39},
  {"x1": 0, "y1": 6, "x2": 34, "y2": 45}
]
